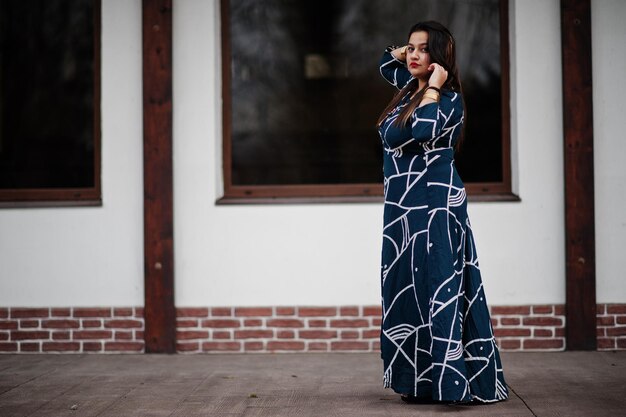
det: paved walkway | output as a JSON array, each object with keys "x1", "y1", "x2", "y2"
[{"x1": 0, "y1": 351, "x2": 624, "y2": 416}]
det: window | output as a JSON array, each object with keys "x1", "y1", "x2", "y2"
[
  {"x1": 0, "y1": 0, "x2": 100, "y2": 206},
  {"x1": 221, "y1": 0, "x2": 513, "y2": 202}
]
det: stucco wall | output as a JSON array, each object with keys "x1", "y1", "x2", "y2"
[
  {"x1": 0, "y1": 0, "x2": 144, "y2": 307},
  {"x1": 1, "y1": 0, "x2": 623, "y2": 309}
]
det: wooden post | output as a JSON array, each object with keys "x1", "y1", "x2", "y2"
[
  {"x1": 142, "y1": 0, "x2": 175, "y2": 353},
  {"x1": 561, "y1": 0, "x2": 597, "y2": 350}
]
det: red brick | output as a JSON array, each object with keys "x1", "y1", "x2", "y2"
[
  {"x1": 105, "y1": 319, "x2": 143, "y2": 329},
  {"x1": 52, "y1": 331, "x2": 70, "y2": 340},
  {"x1": 362, "y1": 330, "x2": 380, "y2": 339},
  {"x1": 534, "y1": 329, "x2": 553, "y2": 337},
  {"x1": 213, "y1": 331, "x2": 231, "y2": 339},
  {"x1": 606, "y1": 327, "x2": 626, "y2": 337},
  {"x1": 340, "y1": 307, "x2": 359, "y2": 317},
  {"x1": 277, "y1": 330, "x2": 295, "y2": 339},
  {"x1": 82, "y1": 320, "x2": 102, "y2": 328},
  {"x1": 267, "y1": 319, "x2": 304, "y2": 328},
  {"x1": 0, "y1": 321, "x2": 18, "y2": 330},
  {"x1": 0, "y1": 309, "x2": 8, "y2": 319},
  {"x1": 177, "y1": 308, "x2": 209, "y2": 318},
  {"x1": 201, "y1": 319, "x2": 240, "y2": 328},
  {"x1": 498, "y1": 339, "x2": 521, "y2": 350},
  {"x1": 113, "y1": 308, "x2": 133, "y2": 317},
  {"x1": 491, "y1": 318, "x2": 498, "y2": 327},
  {"x1": 363, "y1": 306, "x2": 382, "y2": 316},
  {"x1": 134, "y1": 308, "x2": 144, "y2": 318},
  {"x1": 596, "y1": 304, "x2": 607, "y2": 315},
  {"x1": 0, "y1": 342, "x2": 18, "y2": 352},
  {"x1": 244, "y1": 319, "x2": 263, "y2": 327},
  {"x1": 135, "y1": 331, "x2": 144, "y2": 340},
  {"x1": 299, "y1": 330, "x2": 337, "y2": 339},
  {"x1": 267, "y1": 341, "x2": 304, "y2": 351},
  {"x1": 177, "y1": 342, "x2": 200, "y2": 352},
  {"x1": 73, "y1": 330, "x2": 112, "y2": 340},
  {"x1": 0, "y1": 332, "x2": 8, "y2": 341},
  {"x1": 597, "y1": 328, "x2": 606, "y2": 337},
  {"x1": 500, "y1": 317, "x2": 521, "y2": 326},
  {"x1": 341, "y1": 330, "x2": 359, "y2": 339},
  {"x1": 276, "y1": 307, "x2": 295, "y2": 316},
  {"x1": 51, "y1": 308, "x2": 71, "y2": 317},
  {"x1": 532, "y1": 305, "x2": 553, "y2": 314},
  {"x1": 523, "y1": 339, "x2": 564, "y2": 350},
  {"x1": 20, "y1": 343, "x2": 40, "y2": 352},
  {"x1": 331, "y1": 341, "x2": 369, "y2": 351},
  {"x1": 105, "y1": 342, "x2": 144, "y2": 352},
  {"x1": 555, "y1": 327, "x2": 565, "y2": 337},
  {"x1": 607, "y1": 305, "x2": 626, "y2": 314},
  {"x1": 309, "y1": 342, "x2": 328, "y2": 351},
  {"x1": 298, "y1": 307, "x2": 337, "y2": 317},
  {"x1": 617, "y1": 339, "x2": 626, "y2": 349},
  {"x1": 235, "y1": 307, "x2": 273, "y2": 317},
  {"x1": 554, "y1": 305, "x2": 566, "y2": 316},
  {"x1": 245, "y1": 341, "x2": 264, "y2": 351},
  {"x1": 330, "y1": 319, "x2": 369, "y2": 328},
  {"x1": 597, "y1": 338, "x2": 616, "y2": 350},
  {"x1": 597, "y1": 316, "x2": 615, "y2": 326},
  {"x1": 20, "y1": 320, "x2": 40, "y2": 328},
  {"x1": 372, "y1": 341, "x2": 381, "y2": 351},
  {"x1": 308, "y1": 320, "x2": 327, "y2": 328},
  {"x1": 177, "y1": 330, "x2": 209, "y2": 340},
  {"x1": 494, "y1": 328, "x2": 531, "y2": 337},
  {"x1": 234, "y1": 330, "x2": 273, "y2": 339},
  {"x1": 115, "y1": 331, "x2": 133, "y2": 340},
  {"x1": 73, "y1": 308, "x2": 111, "y2": 318},
  {"x1": 42, "y1": 320, "x2": 80, "y2": 329},
  {"x1": 491, "y1": 306, "x2": 530, "y2": 315},
  {"x1": 11, "y1": 331, "x2": 49, "y2": 341},
  {"x1": 202, "y1": 341, "x2": 241, "y2": 352},
  {"x1": 617, "y1": 316, "x2": 626, "y2": 325},
  {"x1": 84, "y1": 342, "x2": 103, "y2": 352},
  {"x1": 177, "y1": 319, "x2": 198, "y2": 328},
  {"x1": 522, "y1": 317, "x2": 563, "y2": 327},
  {"x1": 11, "y1": 308, "x2": 49, "y2": 319},
  {"x1": 43, "y1": 342, "x2": 80, "y2": 352},
  {"x1": 210, "y1": 308, "x2": 232, "y2": 317},
  {"x1": 371, "y1": 318, "x2": 382, "y2": 326}
]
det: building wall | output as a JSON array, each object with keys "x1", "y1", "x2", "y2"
[
  {"x1": 0, "y1": 0, "x2": 144, "y2": 307},
  {"x1": 592, "y1": 0, "x2": 626, "y2": 303},
  {"x1": 0, "y1": 0, "x2": 625, "y2": 353}
]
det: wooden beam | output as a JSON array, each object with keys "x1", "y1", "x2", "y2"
[
  {"x1": 561, "y1": 0, "x2": 596, "y2": 350},
  {"x1": 142, "y1": 0, "x2": 175, "y2": 353}
]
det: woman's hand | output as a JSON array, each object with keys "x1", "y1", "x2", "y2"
[
  {"x1": 427, "y1": 63, "x2": 448, "y2": 89},
  {"x1": 391, "y1": 45, "x2": 408, "y2": 62}
]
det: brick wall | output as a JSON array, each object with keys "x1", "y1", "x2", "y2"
[
  {"x1": 0, "y1": 308, "x2": 144, "y2": 353},
  {"x1": 2, "y1": 304, "x2": 625, "y2": 353}
]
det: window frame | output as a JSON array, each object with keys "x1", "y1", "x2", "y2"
[
  {"x1": 0, "y1": 0, "x2": 102, "y2": 208},
  {"x1": 219, "y1": 0, "x2": 516, "y2": 204}
]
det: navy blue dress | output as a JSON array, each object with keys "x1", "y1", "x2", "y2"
[{"x1": 378, "y1": 50, "x2": 508, "y2": 403}]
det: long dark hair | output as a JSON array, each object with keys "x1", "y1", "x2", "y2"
[{"x1": 377, "y1": 21, "x2": 465, "y2": 147}]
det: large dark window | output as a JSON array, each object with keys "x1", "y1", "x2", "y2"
[
  {"x1": 0, "y1": 0, "x2": 100, "y2": 206},
  {"x1": 221, "y1": 0, "x2": 513, "y2": 202}
]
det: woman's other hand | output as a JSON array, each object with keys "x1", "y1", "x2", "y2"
[{"x1": 427, "y1": 63, "x2": 448, "y2": 89}]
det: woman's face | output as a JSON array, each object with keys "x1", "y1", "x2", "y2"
[{"x1": 406, "y1": 31, "x2": 431, "y2": 80}]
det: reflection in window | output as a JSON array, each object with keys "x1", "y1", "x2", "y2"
[
  {"x1": 0, "y1": 0, "x2": 97, "y2": 191},
  {"x1": 226, "y1": 0, "x2": 506, "y2": 191}
]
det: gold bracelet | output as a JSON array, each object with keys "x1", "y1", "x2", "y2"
[{"x1": 422, "y1": 91, "x2": 440, "y2": 102}]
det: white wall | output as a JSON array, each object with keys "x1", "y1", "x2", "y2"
[
  {"x1": 0, "y1": 0, "x2": 144, "y2": 307},
  {"x1": 173, "y1": 0, "x2": 566, "y2": 307},
  {"x1": 593, "y1": 0, "x2": 626, "y2": 303}
]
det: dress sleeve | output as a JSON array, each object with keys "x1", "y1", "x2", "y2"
[{"x1": 379, "y1": 48, "x2": 412, "y2": 90}]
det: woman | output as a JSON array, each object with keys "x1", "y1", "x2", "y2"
[{"x1": 377, "y1": 21, "x2": 508, "y2": 404}]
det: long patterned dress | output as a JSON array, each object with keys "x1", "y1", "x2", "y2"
[{"x1": 378, "y1": 49, "x2": 508, "y2": 403}]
